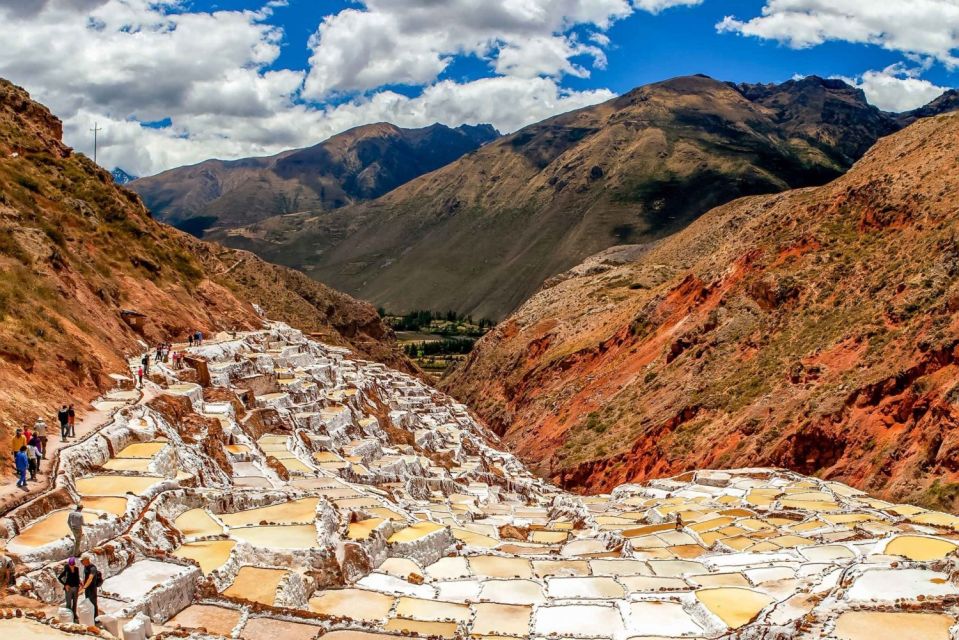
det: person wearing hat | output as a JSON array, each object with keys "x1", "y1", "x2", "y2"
[
  {"x1": 33, "y1": 417, "x2": 48, "y2": 459},
  {"x1": 10, "y1": 429, "x2": 25, "y2": 473},
  {"x1": 57, "y1": 557, "x2": 81, "y2": 622},
  {"x1": 68, "y1": 504, "x2": 84, "y2": 557}
]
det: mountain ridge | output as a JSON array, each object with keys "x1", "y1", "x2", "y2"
[
  {"x1": 217, "y1": 74, "x2": 938, "y2": 320},
  {"x1": 130, "y1": 121, "x2": 499, "y2": 236}
]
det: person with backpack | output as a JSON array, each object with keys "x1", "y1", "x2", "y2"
[
  {"x1": 14, "y1": 445, "x2": 28, "y2": 489},
  {"x1": 57, "y1": 557, "x2": 81, "y2": 622},
  {"x1": 57, "y1": 405, "x2": 69, "y2": 439},
  {"x1": 80, "y1": 554, "x2": 102, "y2": 620}
]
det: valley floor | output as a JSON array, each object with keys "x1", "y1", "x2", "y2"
[{"x1": 0, "y1": 323, "x2": 957, "y2": 639}]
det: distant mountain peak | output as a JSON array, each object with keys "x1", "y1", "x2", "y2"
[{"x1": 111, "y1": 167, "x2": 138, "y2": 185}]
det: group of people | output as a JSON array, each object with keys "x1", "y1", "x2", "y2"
[
  {"x1": 56, "y1": 550, "x2": 102, "y2": 623},
  {"x1": 11, "y1": 418, "x2": 47, "y2": 490},
  {"x1": 57, "y1": 404, "x2": 76, "y2": 439},
  {"x1": 186, "y1": 329, "x2": 204, "y2": 347}
]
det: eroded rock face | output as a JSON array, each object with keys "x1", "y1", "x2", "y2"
[
  {"x1": 2, "y1": 323, "x2": 959, "y2": 639},
  {"x1": 443, "y1": 111, "x2": 959, "y2": 509}
]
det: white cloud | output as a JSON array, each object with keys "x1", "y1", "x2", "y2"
[
  {"x1": 718, "y1": 0, "x2": 959, "y2": 68},
  {"x1": 302, "y1": 0, "x2": 637, "y2": 98},
  {"x1": 0, "y1": 0, "x2": 623, "y2": 176},
  {"x1": 835, "y1": 64, "x2": 949, "y2": 112}
]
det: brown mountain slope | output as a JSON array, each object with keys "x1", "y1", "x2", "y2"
[
  {"x1": 442, "y1": 110, "x2": 959, "y2": 510},
  {"x1": 0, "y1": 78, "x2": 407, "y2": 437},
  {"x1": 221, "y1": 75, "x2": 901, "y2": 320},
  {"x1": 130, "y1": 122, "x2": 498, "y2": 235}
]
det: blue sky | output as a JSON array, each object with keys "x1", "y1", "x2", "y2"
[{"x1": 0, "y1": 0, "x2": 955, "y2": 175}]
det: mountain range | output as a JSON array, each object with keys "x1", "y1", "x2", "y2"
[
  {"x1": 443, "y1": 107, "x2": 959, "y2": 508},
  {"x1": 198, "y1": 75, "x2": 956, "y2": 320},
  {"x1": 130, "y1": 122, "x2": 498, "y2": 236}
]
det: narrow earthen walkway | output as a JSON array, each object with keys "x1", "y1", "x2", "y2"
[{"x1": 0, "y1": 357, "x2": 159, "y2": 516}]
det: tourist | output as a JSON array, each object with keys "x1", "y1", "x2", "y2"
[
  {"x1": 188, "y1": 330, "x2": 194, "y2": 347},
  {"x1": 14, "y1": 446, "x2": 28, "y2": 489},
  {"x1": 68, "y1": 504, "x2": 84, "y2": 557},
  {"x1": 67, "y1": 404, "x2": 76, "y2": 438},
  {"x1": 141, "y1": 353, "x2": 150, "y2": 376},
  {"x1": 57, "y1": 557, "x2": 81, "y2": 622},
  {"x1": 57, "y1": 404, "x2": 69, "y2": 439},
  {"x1": 10, "y1": 428, "x2": 25, "y2": 472},
  {"x1": 137, "y1": 366, "x2": 144, "y2": 387},
  {"x1": 34, "y1": 417, "x2": 48, "y2": 458},
  {"x1": 25, "y1": 437, "x2": 40, "y2": 481},
  {"x1": 80, "y1": 554, "x2": 101, "y2": 620}
]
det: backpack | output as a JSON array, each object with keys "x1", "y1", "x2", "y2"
[{"x1": 93, "y1": 567, "x2": 104, "y2": 588}]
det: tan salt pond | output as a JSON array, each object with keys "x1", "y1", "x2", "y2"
[
  {"x1": 175, "y1": 508, "x2": 223, "y2": 537},
  {"x1": 230, "y1": 524, "x2": 317, "y2": 549},
  {"x1": 884, "y1": 535, "x2": 958, "y2": 561},
  {"x1": 167, "y1": 604, "x2": 242, "y2": 636},
  {"x1": 226, "y1": 444, "x2": 250, "y2": 455},
  {"x1": 222, "y1": 566, "x2": 287, "y2": 605},
  {"x1": 388, "y1": 520, "x2": 445, "y2": 543},
  {"x1": 478, "y1": 579, "x2": 546, "y2": 604},
  {"x1": 395, "y1": 596, "x2": 470, "y2": 622},
  {"x1": 115, "y1": 442, "x2": 167, "y2": 458},
  {"x1": 102, "y1": 458, "x2": 155, "y2": 472},
  {"x1": 833, "y1": 611, "x2": 954, "y2": 640},
  {"x1": 309, "y1": 588, "x2": 394, "y2": 621},
  {"x1": 75, "y1": 474, "x2": 164, "y2": 497},
  {"x1": 10, "y1": 509, "x2": 100, "y2": 549},
  {"x1": 548, "y1": 576, "x2": 625, "y2": 599},
  {"x1": 173, "y1": 540, "x2": 236, "y2": 574},
  {"x1": 240, "y1": 617, "x2": 320, "y2": 640},
  {"x1": 385, "y1": 618, "x2": 457, "y2": 638},
  {"x1": 451, "y1": 527, "x2": 500, "y2": 548},
  {"x1": 471, "y1": 602, "x2": 532, "y2": 636},
  {"x1": 0, "y1": 618, "x2": 90, "y2": 639},
  {"x1": 532, "y1": 559, "x2": 590, "y2": 577},
  {"x1": 218, "y1": 497, "x2": 319, "y2": 526},
  {"x1": 347, "y1": 518, "x2": 385, "y2": 540},
  {"x1": 469, "y1": 555, "x2": 533, "y2": 578},
  {"x1": 695, "y1": 587, "x2": 774, "y2": 629}
]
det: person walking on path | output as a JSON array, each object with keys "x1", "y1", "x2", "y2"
[
  {"x1": 67, "y1": 404, "x2": 76, "y2": 438},
  {"x1": 80, "y1": 554, "x2": 101, "y2": 620},
  {"x1": 10, "y1": 429, "x2": 25, "y2": 472},
  {"x1": 26, "y1": 438, "x2": 39, "y2": 481},
  {"x1": 57, "y1": 557, "x2": 81, "y2": 622},
  {"x1": 14, "y1": 446, "x2": 28, "y2": 490},
  {"x1": 57, "y1": 405, "x2": 69, "y2": 440},
  {"x1": 68, "y1": 504, "x2": 84, "y2": 557},
  {"x1": 34, "y1": 417, "x2": 48, "y2": 459},
  {"x1": 141, "y1": 353, "x2": 150, "y2": 376},
  {"x1": 137, "y1": 366, "x2": 144, "y2": 387}
]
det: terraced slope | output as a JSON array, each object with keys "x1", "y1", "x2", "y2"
[
  {"x1": 130, "y1": 122, "x2": 498, "y2": 235},
  {"x1": 0, "y1": 78, "x2": 407, "y2": 438},
  {"x1": 222, "y1": 75, "x2": 907, "y2": 319},
  {"x1": 1, "y1": 324, "x2": 958, "y2": 639},
  {"x1": 444, "y1": 110, "x2": 959, "y2": 509}
]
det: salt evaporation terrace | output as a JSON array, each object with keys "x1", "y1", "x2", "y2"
[{"x1": 2, "y1": 323, "x2": 959, "y2": 640}]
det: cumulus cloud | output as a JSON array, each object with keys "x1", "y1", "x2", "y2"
[
  {"x1": 835, "y1": 64, "x2": 949, "y2": 112},
  {"x1": 0, "y1": 0, "x2": 698, "y2": 176},
  {"x1": 718, "y1": 0, "x2": 959, "y2": 68}
]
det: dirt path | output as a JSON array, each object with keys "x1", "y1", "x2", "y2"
[{"x1": 0, "y1": 357, "x2": 159, "y2": 516}]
